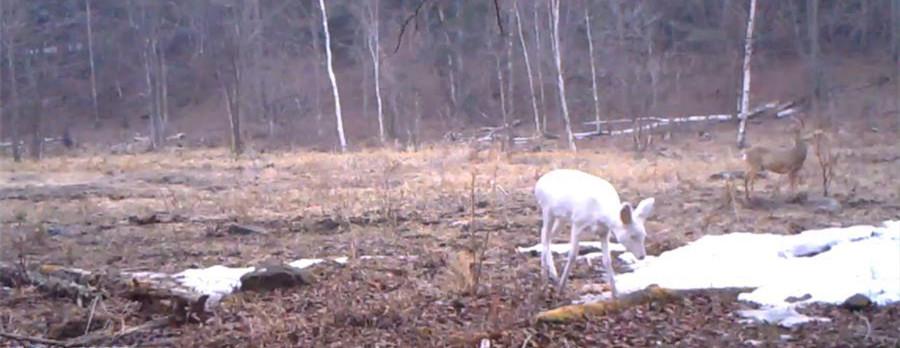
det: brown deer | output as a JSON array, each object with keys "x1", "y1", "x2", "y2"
[{"x1": 742, "y1": 116, "x2": 809, "y2": 201}]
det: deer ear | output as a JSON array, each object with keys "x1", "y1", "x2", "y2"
[
  {"x1": 620, "y1": 203, "x2": 634, "y2": 225},
  {"x1": 634, "y1": 197, "x2": 655, "y2": 220}
]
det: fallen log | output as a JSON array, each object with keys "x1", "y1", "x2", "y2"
[
  {"x1": 0, "y1": 262, "x2": 102, "y2": 305},
  {"x1": 535, "y1": 285, "x2": 754, "y2": 323},
  {"x1": 1, "y1": 259, "x2": 344, "y2": 319},
  {"x1": 535, "y1": 285, "x2": 681, "y2": 323},
  {"x1": 1, "y1": 262, "x2": 209, "y2": 321},
  {"x1": 574, "y1": 100, "x2": 793, "y2": 139}
]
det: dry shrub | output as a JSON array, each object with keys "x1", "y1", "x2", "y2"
[
  {"x1": 447, "y1": 249, "x2": 476, "y2": 294},
  {"x1": 813, "y1": 130, "x2": 837, "y2": 196}
]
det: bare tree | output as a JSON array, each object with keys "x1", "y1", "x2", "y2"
[
  {"x1": 808, "y1": 0, "x2": 822, "y2": 122},
  {"x1": 24, "y1": 52, "x2": 42, "y2": 160},
  {"x1": 318, "y1": 0, "x2": 347, "y2": 152},
  {"x1": 514, "y1": 0, "x2": 540, "y2": 136},
  {"x1": 367, "y1": 0, "x2": 386, "y2": 143},
  {"x1": 0, "y1": 0, "x2": 4, "y2": 147},
  {"x1": 505, "y1": 13, "x2": 514, "y2": 122},
  {"x1": 143, "y1": 37, "x2": 163, "y2": 149},
  {"x1": 736, "y1": 0, "x2": 759, "y2": 149},
  {"x1": 549, "y1": 0, "x2": 576, "y2": 151},
  {"x1": 5, "y1": 2, "x2": 21, "y2": 162},
  {"x1": 585, "y1": 8, "x2": 602, "y2": 135},
  {"x1": 894, "y1": 0, "x2": 899, "y2": 126},
  {"x1": 533, "y1": 1, "x2": 548, "y2": 133},
  {"x1": 86, "y1": 0, "x2": 100, "y2": 128},
  {"x1": 220, "y1": 4, "x2": 244, "y2": 155}
]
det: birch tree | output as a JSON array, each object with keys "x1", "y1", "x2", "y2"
[
  {"x1": 367, "y1": 0, "x2": 386, "y2": 143},
  {"x1": 533, "y1": 2, "x2": 548, "y2": 133},
  {"x1": 318, "y1": 0, "x2": 347, "y2": 152},
  {"x1": 585, "y1": 8, "x2": 602, "y2": 135},
  {"x1": 736, "y1": 0, "x2": 758, "y2": 149},
  {"x1": 550, "y1": 0, "x2": 576, "y2": 151},
  {"x1": 514, "y1": 0, "x2": 540, "y2": 136}
]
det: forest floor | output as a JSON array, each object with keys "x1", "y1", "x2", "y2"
[{"x1": 1, "y1": 117, "x2": 899, "y2": 347}]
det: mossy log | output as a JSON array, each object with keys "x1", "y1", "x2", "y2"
[{"x1": 536, "y1": 285, "x2": 682, "y2": 323}]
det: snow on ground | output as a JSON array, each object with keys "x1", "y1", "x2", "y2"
[
  {"x1": 173, "y1": 256, "x2": 350, "y2": 302},
  {"x1": 618, "y1": 221, "x2": 899, "y2": 327},
  {"x1": 174, "y1": 265, "x2": 256, "y2": 298},
  {"x1": 518, "y1": 220, "x2": 900, "y2": 327},
  {"x1": 515, "y1": 241, "x2": 626, "y2": 255}
]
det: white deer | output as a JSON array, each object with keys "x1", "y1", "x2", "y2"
[{"x1": 534, "y1": 169, "x2": 655, "y2": 298}]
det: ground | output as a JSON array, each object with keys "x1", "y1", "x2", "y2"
[{"x1": 1, "y1": 118, "x2": 899, "y2": 347}]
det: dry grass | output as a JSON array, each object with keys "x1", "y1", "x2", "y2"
[{"x1": 1, "y1": 120, "x2": 898, "y2": 346}]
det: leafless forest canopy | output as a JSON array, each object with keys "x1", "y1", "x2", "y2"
[{"x1": 0, "y1": 0, "x2": 897, "y2": 155}]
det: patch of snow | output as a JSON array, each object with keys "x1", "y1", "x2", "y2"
[
  {"x1": 174, "y1": 265, "x2": 255, "y2": 297},
  {"x1": 737, "y1": 306, "x2": 830, "y2": 328},
  {"x1": 288, "y1": 258, "x2": 326, "y2": 269},
  {"x1": 288, "y1": 256, "x2": 348, "y2": 269},
  {"x1": 590, "y1": 220, "x2": 900, "y2": 328},
  {"x1": 516, "y1": 241, "x2": 626, "y2": 255}
]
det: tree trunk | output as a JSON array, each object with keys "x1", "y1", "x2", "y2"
[
  {"x1": 533, "y1": 2, "x2": 547, "y2": 134},
  {"x1": 0, "y1": 0, "x2": 4, "y2": 146},
  {"x1": 6, "y1": 30, "x2": 21, "y2": 162},
  {"x1": 496, "y1": 56, "x2": 507, "y2": 123},
  {"x1": 808, "y1": 0, "x2": 822, "y2": 123},
  {"x1": 160, "y1": 38, "x2": 169, "y2": 133},
  {"x1": 143, "y1": 40, "x2": 159, "y2": 150},
  {"x1": 736, "y1": 0, "x2": 758, "y2": 149},
  {"x1": 309, "y1": 18, "x2": 324, "y2": 139},
  {"x1": 25, "y1": 56, "x2": 42, "y2": 160},
  {"x1": 86, "y1": 0, "x2": 101, "y2": 128},
  {"x1": 225, "y1": 10, "x2": 244, "y2": 156},
  {"x1": 549, "y1": 0, "x2": 576, "y2": 151},
  {"x1": 893, "y1": 0, "x2": 899, "y2": 127},
  {"x1": 506, "y1": 17, "x2": 515, "y2": 121},
  {"x1": 514, "y1": 0, "x2": 541, "y2": 136},
  {"x1": 585, "y1": 9, "x2": 602, "y2": 135},
  {"x1": 318, "y1": 0, "x2": 348, "y2": 152},
  {"x1": 368, "y1": 0, "x2": 386, "y2": 144}
]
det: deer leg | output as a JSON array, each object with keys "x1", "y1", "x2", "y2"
[
  {"x1": 744, "y1": 170, "x2": 755, "y2": 201},
  {"x1": 557, "y1": 222, "x2": 583, "y2": 291},
  {"x1": 789, "y1": 171, "x2": 798, "y2": 193},
  {"x1": 540, "y1": 212, "x2": 560, "y2": 282},
  {"x1": 601, "y1": 233, "x2": 618, "y2": 299}
]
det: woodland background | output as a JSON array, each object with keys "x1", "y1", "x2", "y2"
[{"x1": 0, "y1": 0, "x2": 897, "y2": 157}]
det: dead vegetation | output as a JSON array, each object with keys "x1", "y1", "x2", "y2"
[{"x1": 1, "y1": 121, "x2": 899, "y2": 346}]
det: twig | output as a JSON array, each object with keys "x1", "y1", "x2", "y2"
[
  {"x1": 493, "y1": 0, "x2": 504, "y2": 36},
  {"x1": 393, "y1": 0, "x2": 428, "y2": 53},
  {"x1": 85, "y1": 296, "x2": 101, "y2": 335},
  {"x1": 0, "y1": 331, "x2": 67, "y2": 347},
  {"x1": 520, "y1": 333, "x2": 533, "y2": 348},
  {"x1": 856, "y1": 312, "x2": 872, "y2": 341},
  {"x1": 65, "y1": 316, "x2": 170, "y2": 347}
]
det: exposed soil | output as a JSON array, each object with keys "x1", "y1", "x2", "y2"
[{"x1": 1, "y1": 119, "x2": 899, "y2": 347}]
